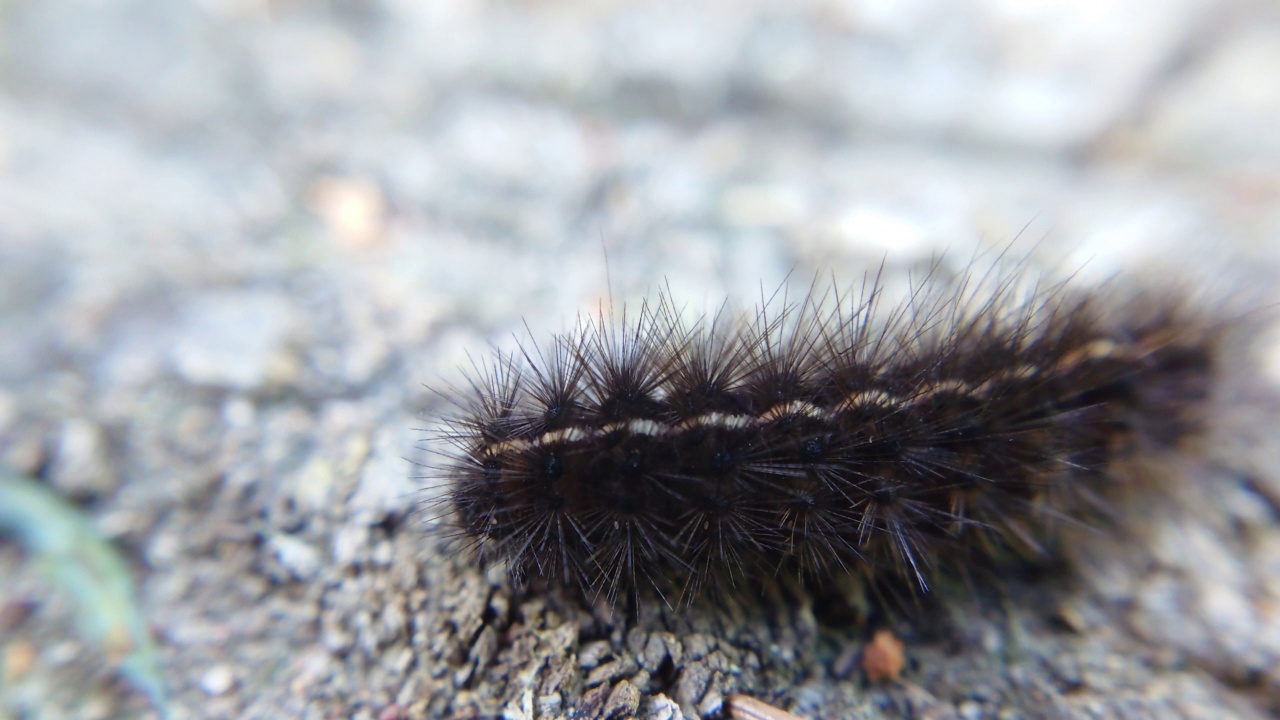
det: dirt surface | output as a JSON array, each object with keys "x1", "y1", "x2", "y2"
[{"x1": 2, "y1": 2, "x2": 1280, "y2": 719}]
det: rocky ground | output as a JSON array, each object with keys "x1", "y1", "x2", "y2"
[{"x1": 2, "y1": 1, "x2": 1280, "y2": 719}]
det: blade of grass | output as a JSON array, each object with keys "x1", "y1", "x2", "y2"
[{"x1": 0, "y1": 470, "x2": 168, "y2": 717}]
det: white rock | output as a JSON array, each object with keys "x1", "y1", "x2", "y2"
[
  {"x1": 271, "y1": 534, "x2": 322, "y2": 581},
  {"x1": 200, "y1": 665, "x2": 236, "y2": 696}
]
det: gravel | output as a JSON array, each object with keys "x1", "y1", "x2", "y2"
[{"x1": 1, "y1": 1, "x2": 1279, "y2": 719}]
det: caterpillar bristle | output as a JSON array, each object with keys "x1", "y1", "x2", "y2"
[{"x1": 429, "y1": 260, "x2": 1223, "y2": 610}]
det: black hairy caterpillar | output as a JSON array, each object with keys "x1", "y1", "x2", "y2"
[{"x1": 429, "y1": 259, "x2": 1220, "y2": 609}]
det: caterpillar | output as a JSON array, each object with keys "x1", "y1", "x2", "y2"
[{"x1": 429, "y1": 258, "x2": 1221, "y2": 609}]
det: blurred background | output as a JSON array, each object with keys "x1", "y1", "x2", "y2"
[{"x1": 1, "y1": 1, "x2": 1279, "y2": 718}]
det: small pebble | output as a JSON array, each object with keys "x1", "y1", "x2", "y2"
[
  {"x1": 4, "y1": 641, "x2": 38, "y2": 682},
  {"x1": 309, "y1": 175, "x2": 387, "y2": 248},
  {"x1": 861, "y1": 629, "x2": 906, "y2": 682},
  {"x1": 200, "y1": 664, "x2": 236, "y2": 696},
  {"x1": 647, "y1": 694, "x2": 686, "y2": 720},
  {"x1": 271, "y1": 534, "x2": 322, "y2": 580},
  {"x1": 726, "y1": 693, "x2": 807, "y2": 720}
]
